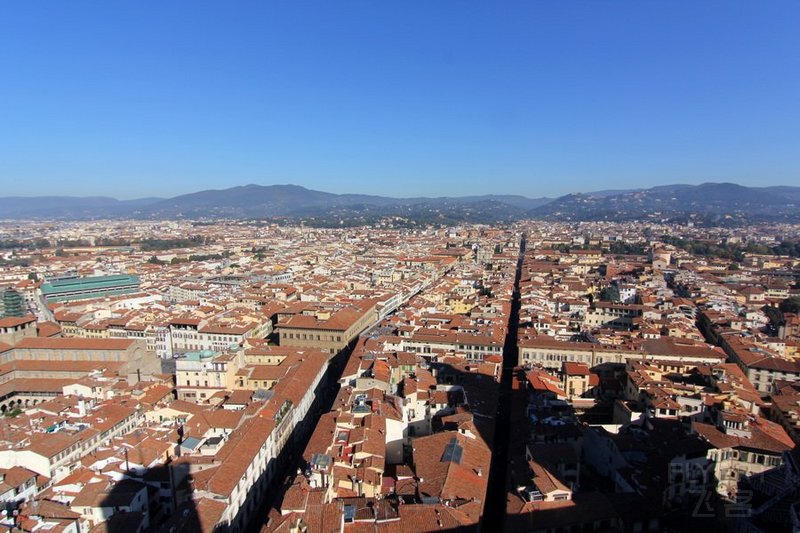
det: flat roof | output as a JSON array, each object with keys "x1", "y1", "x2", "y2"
[
  {"x1": 41, "y1": 274, "x2": 140, "y2": 295},
  {"x1": 180, "y1": 350, "x2": 218, "y2": 361}
]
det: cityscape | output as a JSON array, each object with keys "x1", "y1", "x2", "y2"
[
  {"x1": 1, "y1": 215, "x2": 798, "y2": 532},
  {"x1": 2, "y1": 2, "x2": 800, "y2": 532}
]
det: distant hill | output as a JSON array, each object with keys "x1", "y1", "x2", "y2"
[
  {"x1": 0, "y1": 196, "x2": 163, "y2": 220},
  {"x1": 530, "y1": 182, "x2": 800, "y2": 223},
  {"x1": 1, "y1": 182, "x2": 798, "y2": 224},
  {"x1": 120, "y1": 184, "x2": 553, "y2": 222}
]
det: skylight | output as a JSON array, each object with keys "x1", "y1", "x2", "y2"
[{"x1": 441, "y1": 438, "x2": 463, "y2": 464}]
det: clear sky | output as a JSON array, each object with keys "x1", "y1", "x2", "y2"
[{"x1": 1, "y1": 1, "x2": 798, "y2": 199}]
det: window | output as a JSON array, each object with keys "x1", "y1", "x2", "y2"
[
  {"x1": 734, "y1": 451, "x2": 747, "y2": 462},
  {"x1": 441, "y1": 439, "x2": 463, "y2": 464}
]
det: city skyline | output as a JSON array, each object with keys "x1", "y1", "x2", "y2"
[{"x1": 2, "y1": 2, "x2": 799, "y2": 198}]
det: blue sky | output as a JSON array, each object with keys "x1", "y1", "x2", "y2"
[{"x1": 1, "y1": 1, "x2": 798, "y2": 199}]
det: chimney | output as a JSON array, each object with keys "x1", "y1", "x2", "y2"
[{"x1": 477, "y1": 467, "x2": 483, "y2": 477}]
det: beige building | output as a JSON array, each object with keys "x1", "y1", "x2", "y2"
[
  {"x1": 562, "y1": 362, "x2": 591, "y2": 399},
  {"x1": 2, "y1": 337, "x2": 159, "y2": 385},
  {"x1": 278, "y1": 299, "x2": 379, "y2": 354},
  {"x1": 175, "y1": 350, "x2": 242, "y2": 403},
  {"x1": 519, "y1": 336, "x2": 725, "y2": 370}
]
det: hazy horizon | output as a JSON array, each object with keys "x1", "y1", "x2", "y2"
[{"x1": 2, "y1": 180, "x2": 795, "y2": 202}]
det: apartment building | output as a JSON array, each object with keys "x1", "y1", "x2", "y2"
[
  {"x1": 185, "y1": 354, "x2": 329, "y2": 532},
  {"x1": 519, "y1": 336, "x2": 725, "y2": 370},
  {"x1": 0, "y1": 403, "x2": 141, "y2": 482},
  {"x1": 175, "y1": 350, "x2": 242, "y2": 402},
  {"x1": 277, "y1": 299, "x2": 379, "y2": 354},
  {"x1": 719, "y1": 336, "x2": 800, "y2": 395}
]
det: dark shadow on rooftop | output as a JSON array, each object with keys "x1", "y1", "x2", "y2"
[{"x1": 97, "y1": 460, "x2": 194, "y2": 533}]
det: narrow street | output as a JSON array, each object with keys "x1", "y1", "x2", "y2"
[
  {"x1": 252, "y1": 341, "x2": 354, "y2": 532},
  {"x1": 482, "y1": 234, "x2": 526, "y2": 530}
]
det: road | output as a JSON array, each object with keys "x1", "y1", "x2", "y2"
[
  {"x1": 482, "y1": 234, "x2": 526, "y2": 530},
  {"x1": 252, "y1": 318, "x2": 385, "y2": 531},
  {"x1": 254, "y1": 236, "x2": 526, "y2": 531}
]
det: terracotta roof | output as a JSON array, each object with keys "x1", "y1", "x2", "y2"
[
  {"x1": 693, "y1": 418, "x2": 794, "y2": 454},
  {"x1": 15, "y1": 337, "x2": 136, "y2": 350},
  {"x1": 36, "y1": 321, "x2": 62, "y2": 337},
  {"x1": 563, "y1": 362, "x2": 590, "y2": 376},
  {"x1": 0, "y1": 315, "x2": 36, "y2": 328}
]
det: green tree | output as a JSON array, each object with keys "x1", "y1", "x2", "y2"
[
  {"x1": 779, "y1": 296, "x2": 800, "y2": 314},
  {"x1": 600, "y1": 285, "x2": 621, "y2": 303}
]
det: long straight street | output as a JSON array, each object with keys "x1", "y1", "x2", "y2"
[{"x1": 482, "y1": 234, "x2": 526, "y2": 530}]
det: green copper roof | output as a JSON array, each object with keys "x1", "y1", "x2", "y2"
[
  {"x1": 181, "y1": 350, "x2": 218, "y2": 361},
  {"x1": 41, "y1": 274, "x2": 140, "y2": 302}
]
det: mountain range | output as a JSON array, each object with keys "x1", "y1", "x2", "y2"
[
  {"x1": 1, "y1": 183, "x2": 798, "y2": 224},
  {"x1": 533, "y1": 183, "x2": 800, "y2": 223}
]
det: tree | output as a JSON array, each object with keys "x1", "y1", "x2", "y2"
[
  {"x1": 599, "y1": 285, "x2": 621, "y2": 303},
  {"x1": 779, "y1": 296, "x2": 800, "y2": 315}
]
